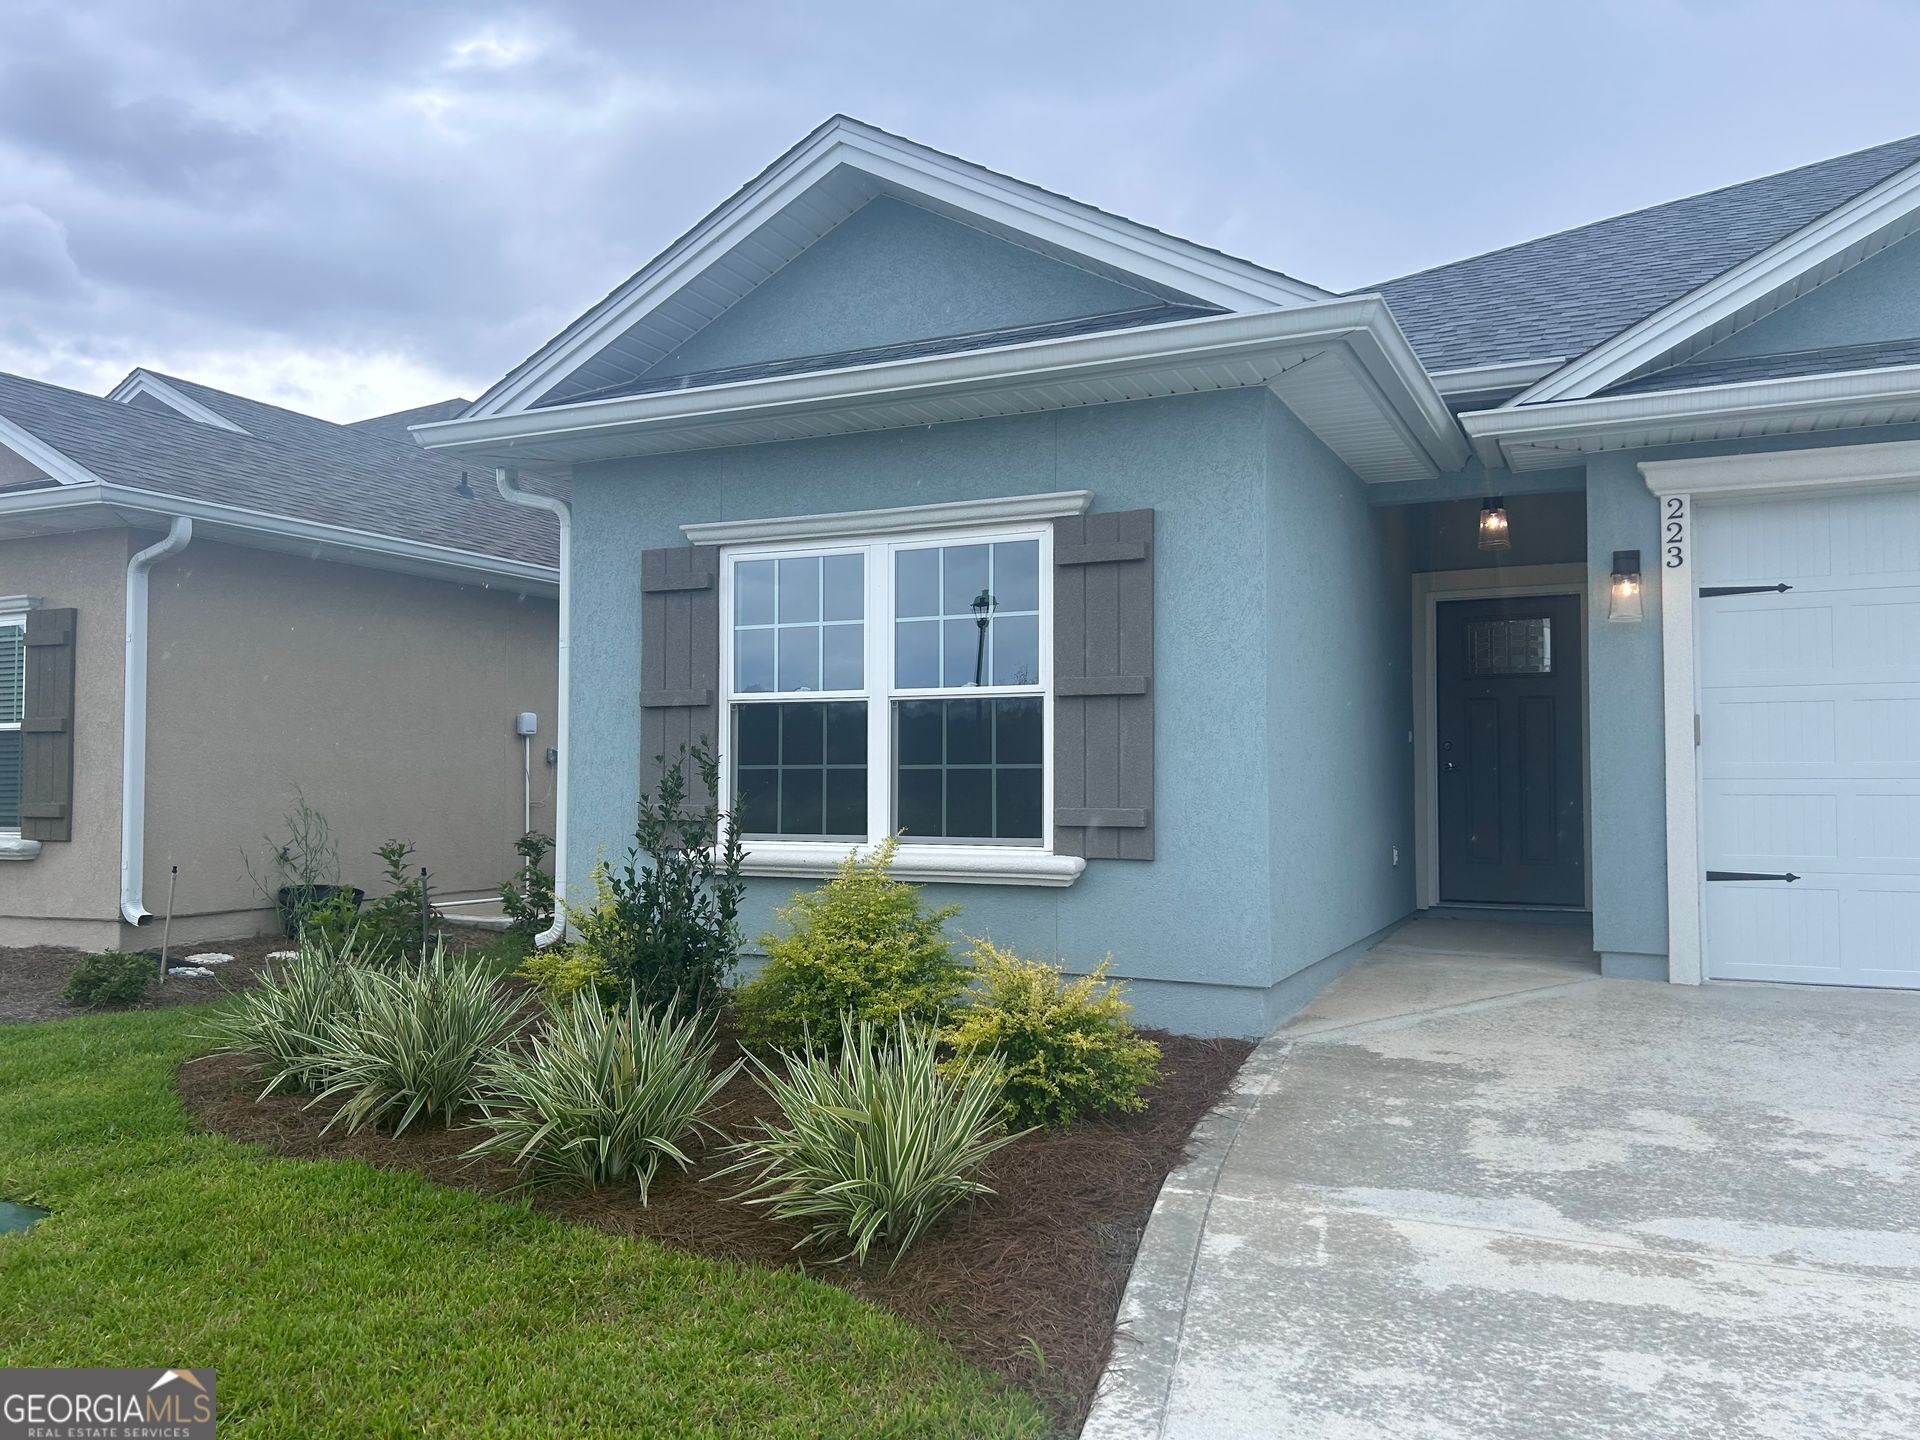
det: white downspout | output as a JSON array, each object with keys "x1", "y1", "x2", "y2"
[
  {"x1": 121, "y1": 516, "x2": 193, "y2": 926},
  {"x1": 495, "y1": 468, "x2": 569, "y2": 948}
]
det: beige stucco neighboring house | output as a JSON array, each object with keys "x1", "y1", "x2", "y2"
[{"x1": 0, "y1": 368, "x2": 560, "y2": 950}]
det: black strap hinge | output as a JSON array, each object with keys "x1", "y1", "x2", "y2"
[
  {"x1": 1705, "y1": 870, "x2": 1800, "y2": 883},
  {"x1": 1699, "y1": 583, "x2": 1792, "y2": 598}
]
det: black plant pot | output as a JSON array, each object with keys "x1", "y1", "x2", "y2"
[{"x1": 276, "y1": 884, "x2": 365, "y2": 938}]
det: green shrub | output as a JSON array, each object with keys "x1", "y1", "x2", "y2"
[
  {"x1": 500, "y1": 831, "x2": 556, "y2": 940},
  {"x1": 940, "y1": 938, "x2": 1160, "y2": 1129},
  {"x1": 736, "y1": 838, "x2": 965, "y2": 1051},
  {"x1": 297, "y1": 888, "x2": 363, "y2": 953},
  {"x1": 718, "y1": 1015, "x2": 1021, "y2": 1269},
  {"x1": 518, "y1": 940, "x2": 617, "y2": 1007},
  {"x1": 200, "y1": 938, "x2": 365, "y2": 1094},
  {"x1": 562, "y1": 745, "x2": 744, "y2": 1014},
  {"x1": 301, "y1": 945, "x2": 525, "y2": 1135},
  {"x1": 61, "y1": 951, "x2": 155, "y2": 1009},
  {"x1": 357, "y1": 838, "x2": 441, "y2": 963},
  {"x1": 469, "y1": 995, "x2": 740, "y2": 1197}
]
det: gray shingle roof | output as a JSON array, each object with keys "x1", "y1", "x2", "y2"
[
  {"x1": 0, "y1": 372, "x2": 558, "y2": 570},
  {"x1": 348, "y1": 397, "x2": 472, "y2": 441},
  {"x1": 1601, "y1": 337, "x2": 1920, "y2": 396},
  {"x1": 1370, "y1": 133, "x2": 1920, "y2": 374}
]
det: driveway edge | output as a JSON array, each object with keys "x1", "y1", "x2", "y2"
[{"x1": 1080, "y1": 1037, "x2": 1292, "y2": 1439}]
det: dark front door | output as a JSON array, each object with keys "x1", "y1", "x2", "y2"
[{"x1": 1436, "y1": 595, "x2": 1584, "y2": 906}]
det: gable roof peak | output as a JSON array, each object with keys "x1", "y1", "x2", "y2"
[{"x1": 466, "y1": 116, "x2": 1331, "y2": 420}]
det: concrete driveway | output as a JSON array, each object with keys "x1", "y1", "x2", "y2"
[{"x1": 1086, "y1": 917, "x2": 1920, "y2": 1440}]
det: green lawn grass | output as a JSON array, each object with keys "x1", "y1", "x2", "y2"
[{"x1": 0, "y1": 1006, "x2": 1049, "y2": 1439}]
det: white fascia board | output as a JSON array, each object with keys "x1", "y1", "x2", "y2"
[
  {"x1": 1639, "y1": 434, "x2": 1920, "y2": 497},
  {"x1": 0, "y1": 482, "x2": 559, "y2": 596},
  {"x1": 105, "y1": 370, "x2": 249, "y2": 433},
  {"x1": 1462, "y1": 361, "x2": 1920, "y2": 470},
  {"x1": 466, "y1": 117, "x2": 1330, "y2": 420},
  {"x1": 1430, "y1": 356, "x2": 1567, "y2": 403},
  {"x1": 0, "y1": 415, "x2": 104, "y2": 486},
  {"x1": 423, "y1": 299, "x2": 1470, "y2": 477},
  {"x1": 1516, "y1": 156, "x2": 1920, "y2": 405}
]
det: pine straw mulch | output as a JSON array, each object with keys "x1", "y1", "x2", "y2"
[{"x1": 179, "y1": 1016, "x2": 1251, "y2": 1431}]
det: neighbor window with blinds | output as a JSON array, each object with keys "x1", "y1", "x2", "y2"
[
  {"x1": 0, "y1": 617, "x2": 23, "y2": 833},
  {"x1": 720, "y1": 525, "x2": 1049, "y2": 849}
]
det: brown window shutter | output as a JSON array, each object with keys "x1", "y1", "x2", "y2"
[
  {"x1": 1054, "y1": 510, "x2": 1153, "y2": 860},
  {"x1": 21, "y1": 606, "x2": 77, "y2": 843},
  {"x1": 638, "y1": 546, "x2": 720, "y2": 807}
]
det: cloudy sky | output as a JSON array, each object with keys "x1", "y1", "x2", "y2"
[{"x1": 3, "y1": 0, "x2": 1916, "y2": 421}]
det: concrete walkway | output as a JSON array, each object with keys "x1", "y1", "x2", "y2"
[{"x1": 1085, "y1": 916, "x2": 1920, "y2": 1440}]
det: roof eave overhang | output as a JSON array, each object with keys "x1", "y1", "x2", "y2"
[
  {"x1": 467, "y1": 116, "x2": 1334, "y2": 420},
  {"x1": 1462, "y1": 362, "x2": 1920, "y2": 471},
  {"x1": 1514, "y1": 155, "x2": 1920, "y2": 406},
  {"x1": 419, "y1": 299, "x2": 1469, "y2": 485},
  {"x1": 0, "y1": 482, "x2": 558, "y2": 597}
]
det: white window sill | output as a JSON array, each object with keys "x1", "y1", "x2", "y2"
[
  {"x1": 741, "y1": 841, "x2": 1086, "y2": 888},
  {"x1": 0, "y1": 835, "x2": 43, "y2": 862}
]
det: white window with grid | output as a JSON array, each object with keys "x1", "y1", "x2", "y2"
[
  {"x1": 0, "y1": 614, "x2": 24, "y2": 836},
  {"x1": 718, "y1": 523, "x2": 1065, "y2": 879}
]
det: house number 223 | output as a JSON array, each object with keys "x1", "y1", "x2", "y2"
[{"x1": 1664, "y1": 496, "x2": 1687, "y2": 568}]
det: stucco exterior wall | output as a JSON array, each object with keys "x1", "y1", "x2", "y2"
[
  {"x1": 643, "y1": 196, "x2": 1162, "y2": 380},
  {"x1": 1695, "y1": 230, "x2": 1920, "y2": 361},
  {"x1": 1264, "y1": 394, "x2": 1416, "y2": 1021},
  {"x1": 0, "y1": 528, "x2": 130, "y2": 948},
  {"x1": 140, "y1": 538, "x2": 557, "y2": 942},
  {"x1": 568, "y1": 388, "x2": 1314, "y2": 1035}
]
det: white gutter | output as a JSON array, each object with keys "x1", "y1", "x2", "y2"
[
  {"x1": 495, "y1": 469, "x2": 570, "y2": 948},
  {"x1": 1460, "y1": 360, "x2": 1920, "y2": 470},
  {"x1": 418, "y1": 299, "x2": 1470, "y2": 477},
  {"x1": 0, "y1": 480, "x2": 557, "y2": 596},
  {"x1": 121, "y1": 516, "x2": 192, "y2": 926}
]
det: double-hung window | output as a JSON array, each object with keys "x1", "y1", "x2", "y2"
[
  {"x1": 719, "y1": 523, "x2": 1053, "y2": 867},
  {"x1": 0, "y1": 615, "x2": 23, "y2": 834}
]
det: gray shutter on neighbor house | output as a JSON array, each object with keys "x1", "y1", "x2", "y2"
[
  {"x1": 1054, "y1": 509, "x2": 1154, "y2": 860},
  {"x1": 638, "y1": 545, "x2": 720, "y2": 807},
  {"x1": 20, "y1": 607, "x2": 77, "y2": 843}
]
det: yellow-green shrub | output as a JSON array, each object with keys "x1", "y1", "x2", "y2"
[
  {"x1": 940, "y1": 938, "x2": 1160, "y2": 1128},
  {"x1": 517, "y1": 944, "x2": 617, "y2": 1006},
  {"x1": 736, "y1": 838, "x2": 965, "y2": 1051}
]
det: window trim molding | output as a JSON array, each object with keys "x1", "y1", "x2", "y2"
[
  {"x1": 684, "y1": 490, "x2": 1091, "y2": 547},
  {"x1": 0, "y1": 606, "x2": 28, "y2": 841},
  {"x1": 716, "y1": 517, "x2": 1079, "y2": 885}
]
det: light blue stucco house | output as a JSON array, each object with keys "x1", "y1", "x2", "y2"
[{"x1": 418, "y1": 119, "x2": 1920, "y2": 1035}]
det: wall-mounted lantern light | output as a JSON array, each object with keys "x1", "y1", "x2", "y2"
[
  {"x1": 1609, "y1": 549, "x2": 1644, "y2": 623},
  {"x1": 1477, "y1": 496, "x2": 1511, "y2": 551}
]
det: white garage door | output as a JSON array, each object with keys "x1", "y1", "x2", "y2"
[{"x1": 1698, "y1": 486, "x2": 1920, "y2": 988}]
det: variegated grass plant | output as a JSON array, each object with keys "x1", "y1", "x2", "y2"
[
  {"x1": 468, "y1": 994, "x2": 740, "y2": 1198},
  {"x1": 198, "y1": 929, "x2": 377, "y2": 1094},
  {"x1": 298, "y1": 944, "x2": 526, "y2": 1135},
  {"x1": 717, "y1": 1015, "x2": 1025, "y2": 1270}
]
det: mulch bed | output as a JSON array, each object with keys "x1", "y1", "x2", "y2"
[
  {"x1": 0, "y1": 936, "x2": 296, "y2": 1024},
  {"x1": 181, "y1": 1016, "x2": 1251, "y2": 1430}
]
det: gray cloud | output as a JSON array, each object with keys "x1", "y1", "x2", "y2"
[{"x1": 2, "y1": 0, "x2": 1917, "y2": 419}]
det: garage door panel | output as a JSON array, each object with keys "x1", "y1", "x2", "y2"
[
  {"x1": 1705, "y1": 882, "x2": 1842, "y2": 980},
  {"x1": 1700, "y1": 486, "x2": 1920, "y2": 989}
]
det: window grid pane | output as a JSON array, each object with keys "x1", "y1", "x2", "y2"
[
  {"x1": 894, "y1": 697, "x2": 1043, "y2": 844},
  {"x1": 0, "y1": 625, "x2": 19, "y2": 831},
  {"x1": 893, "y1": 540, "x2": 1040, "y2": 690},
  {"x1": 734, "y1": 554, "x2": 864, "y2": 694},
  {"x1": 0, "y1": 625, "x2": 21, "y2": 724},
  {"x1": 734, "y1": 701, "x2": 867, "y2": 840}
]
